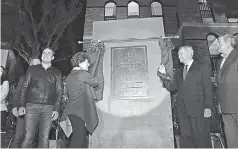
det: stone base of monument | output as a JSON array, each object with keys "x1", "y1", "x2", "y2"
[
  {"x1": 89, "y1": 96, "x2": 174, "y2": 148},
  {"x1": 89, "y1": 18, "x2": 175, "y2": 148}
]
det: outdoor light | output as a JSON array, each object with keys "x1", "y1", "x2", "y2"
[
  {"x1": 78, "y1": 40, "x2": 101, "y2": 45},
  {"x1": 77, "y1": 41, "x2": 85, "y2": 44},
  {"x1": 159, "y1": 35, "x2": 179, "y2": 39}
]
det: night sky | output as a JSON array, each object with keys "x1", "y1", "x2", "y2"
[{"x1": 1, "y1": 0, "x2": 86, "y2": 76}]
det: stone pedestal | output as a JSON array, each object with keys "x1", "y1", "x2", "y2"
[
  {"x1": 89, "y1": 18, "x2": 174, "y2": 148},
  {"x1": 91, "y1": 94, "x2": 174, "y2": 148}
]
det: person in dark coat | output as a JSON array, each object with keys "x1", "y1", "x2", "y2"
[
  {"x1": 216, "y1": 34, "x2": 238, "y2": 148},
  {"x1": 11, "y1": 58, "x2": 41, "y2": 148},
  {"x1": 158, "y1": 45, "x2": 213, "y2": 148},
  {"x1": 61, "y1": 52, "x2": 100, "y2": 148},
  {"x1": 18, "y1": 48, "x2": 63, "y2": 148}
]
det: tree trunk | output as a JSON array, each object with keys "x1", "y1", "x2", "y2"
[
  {"x1": 31, "y1": 42, "x2": 40, "y2": 58},
  {"x1": 66, "y1": 23, "x2": 77, "y2": 53}
]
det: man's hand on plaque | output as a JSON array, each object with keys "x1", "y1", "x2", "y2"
[{"x1": 158, "y1": 64, "x2": 166, "y2": 74}]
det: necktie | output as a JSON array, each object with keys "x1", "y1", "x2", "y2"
[
  {"x1": 183, "y1": 64, "x2": 188, "y2": 80},
  {"x1": 220, "y1": 57, "x2": 226, "y2": 69}
]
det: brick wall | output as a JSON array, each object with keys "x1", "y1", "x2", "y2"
[
  {"x1": 182, "y1": 23, "x2": 238, "y2": 39},
  {"x1": 86, "y1": 0, "x2": 176, "y2": 7},
  {"x1": 83, "y1": 0, "x2": 179, "y2": 41},
  {"x1": 177, "y1": 0, "x2": 202, "y2": 23},
  {"x1": 83, "y1": 0, "x2": 238, "y2": 67},
  {"x1": 185, "y1": 40, "x2": 211, "y2": 65},
  {"x1": 163, "y1": 6, "x2": 179, "y2": 35}
]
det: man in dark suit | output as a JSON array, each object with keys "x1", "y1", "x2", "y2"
[
  {"x1": 157, "y1": 45, "x2": 213, "y2": 148},
  {"x1": 216, "y1": 34, "x2": 238, "y2": 148}
]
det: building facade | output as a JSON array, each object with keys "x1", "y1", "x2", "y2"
[{"x1": 83, "y1": 0, "x2": 238, "y2": 68}]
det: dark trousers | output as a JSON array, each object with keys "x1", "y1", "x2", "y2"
[
  {"x1": 222, "y1": 113, "x2": 238, "y2": 148},
  {"x1": 21, "y1": 103, "x2": 53, "y2": 148},
  {"x1": 178, "y1": 100, "x2": 212, "y2": 148},
  {"x1": 68, "y1": 115, "x2": 88, "y2": 148},
  {"x1": 1, "y1": 111, "x2": 8, "y2": 131},
  {"x1": 11, "y1": 116, "x2": 39, "y2": 148},
  {"x1": 11, "y1": 116, "x2": 25, "y2": 148}
]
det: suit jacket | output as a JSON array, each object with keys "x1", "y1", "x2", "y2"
[
  {"x1": 217, "y1": 48, "x2": 238, "y2": 113},
  {"x1": 161, "y1": 60, "x2": 213, "y2": 117}
]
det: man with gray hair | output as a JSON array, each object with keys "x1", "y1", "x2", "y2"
[
  {"x1": 158, "y1": 45, "x2": 213, "y2": 148},
  {"x1": 217, "y1": 34, "x2": 238, "y2": 148}
]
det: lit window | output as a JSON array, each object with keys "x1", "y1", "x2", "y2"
[
  {"x1": 207, "y1": 34, "x2": 219, "y2": 55},
  {"x1": 228, "y1": 18, "x2": 238, "y2": 23},
  {"x1": 198, "y1": 0, "x2": 214, "y2": 22},
  {"x1": 105, "y1": 2, "x2": 116, "y2": 21},
  {"x1": 151, "y1": 2, "x2": 162, "y2": 17},
  {"x1": 207, "y1": 33, "x2": 221, "y2": 74},
  {"x1": 227, "y1": 13, "x2": 238, "y2": 23},
  {"x1": 128, "y1": 1, "x2": 139, "y2": 19}
]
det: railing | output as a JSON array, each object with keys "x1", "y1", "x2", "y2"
[
  {"x1": 128, "y1": 14, "x2": 139, "y2": 19},
  {"x1": 210, "y1": 54, "x2": 221, "y2": 76},
  {"x1": 198, "y1": 2, "x2": 213, "y2": 18},
  {"x1": 104, "y1": 16, "x2": 116, "y2": 21}
]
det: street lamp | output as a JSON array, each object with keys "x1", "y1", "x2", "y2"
[{"x1": 78, "y1": 40, "x2": 101, "y2": 45}]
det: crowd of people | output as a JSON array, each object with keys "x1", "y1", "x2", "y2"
[
  {"x1": 0, "y1": 34, "x2": 237, "y2": 148},
  {"x1": 1, "y1": 48, "x2": 100, "y2": 148}
]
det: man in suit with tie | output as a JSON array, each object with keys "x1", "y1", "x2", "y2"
[
  {"x1": 216, "y1": 34, "x2": 238, "y2": 148},
  {"x1": 157, "y1": 45, "x2": 213, "y2": 148}
]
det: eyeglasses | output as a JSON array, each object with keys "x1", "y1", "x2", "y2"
[{"x1": 42, "y1": 52, "x2": 53, "y2": 55}]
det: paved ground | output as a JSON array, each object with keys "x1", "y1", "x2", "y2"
[{"x1": 1, "y1": 131, "x2": 14, "y2": 148}]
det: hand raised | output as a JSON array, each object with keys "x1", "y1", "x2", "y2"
[{"x1": 158, "y1": 64, "x2": 166, "y2": 74}]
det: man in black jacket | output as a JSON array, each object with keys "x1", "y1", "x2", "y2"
[
  {"x1": 11, "y1": 58, "x2": 41, "y2": 148},
  {"x1": 18, "y1": 48, "x2": 63, "y2": 148}
]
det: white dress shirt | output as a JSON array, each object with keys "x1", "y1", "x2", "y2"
[
  {"x1": 185, "y1": 59, "x2": 194, "y2": 71},
  {"x1": 220, "y1": 49, "x2": 233, "y2": 69}
]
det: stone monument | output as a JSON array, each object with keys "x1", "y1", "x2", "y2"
[{"x1": 88, "y1": 18, "x2": 174, "y2": 148}]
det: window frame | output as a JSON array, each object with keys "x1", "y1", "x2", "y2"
[
  {"x1": 127, "y1": 0, "x2": 140, "y2": 19},
  {"x1": 104, "y1": 1, "x2": 117, "y2": 21}
]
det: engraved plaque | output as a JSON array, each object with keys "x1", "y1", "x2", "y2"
[{"x1": 111, "y1": 46, "x2": 149, "y2": 98}]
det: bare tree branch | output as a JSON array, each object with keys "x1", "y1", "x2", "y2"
[
  {"x1": 37, "y1": 4, "x2": 56, "y2": 31},
  {"x1": 18, "y1": 28, "x2": 33, "y2": 47},
  {"x1": 23, "y1": 0, "x2": 36, "y2": 38},
  {"x1": 13, "y1": 46, "x2": 30, "y2": 64},
  {"x1": 14, "y1": 0, "x2": 85, "y2": 62},
  {"x1": 51, "y1": 0, "x2": 84, "y2": 47},
  {"x1": 47, "y1": 11, "x2": 66, "y2": 47}
]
